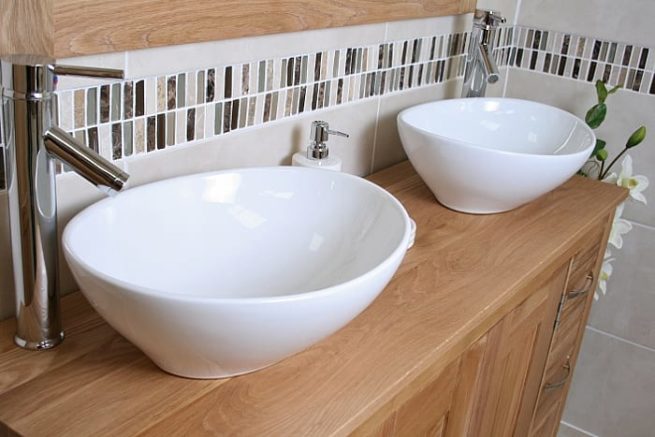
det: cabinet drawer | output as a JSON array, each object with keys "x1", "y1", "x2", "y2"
[
  {"x1": 561, "y1": 226, "x2": 605, "y2": 313},
  {"x1": 532, "y1": 295, "x2": 585, "y2": 428},
  {"x1": 530, "y1": 223, "x2": 608, "y2": 436}
]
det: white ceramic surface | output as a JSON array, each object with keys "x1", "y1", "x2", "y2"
[
  {"x1": 63, "y1": 167, "x2": 410, "y2": 379},
  {"x1": 397, "y1": 98, "x2": 595, "y2": 213}
]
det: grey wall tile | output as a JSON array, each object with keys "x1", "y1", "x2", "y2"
[
  {"x1": 563, "y1": 328, "x2": 655, "y2": 437},
  {"x1": 518, "y1": 0, "x2": 655, "y2": 48},
  {"x1": 589, "y1": 224, "x2": 655, "y2": 349}
]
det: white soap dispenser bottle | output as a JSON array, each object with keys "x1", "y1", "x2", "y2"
[{"x1": 292, "y1": 120, "x2": 349, "y2": 171}]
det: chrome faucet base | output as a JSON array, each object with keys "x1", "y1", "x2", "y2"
[
  {"x1": 1, "y1": 54, "x2": 128, "y2": 351},
  {"x1": 15, "y1": 332, "x2": 64, "y2": 350}
]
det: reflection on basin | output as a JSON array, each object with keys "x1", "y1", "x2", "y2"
[
  {"x1": 63, "y1": 167, "x2": 410, "y2": 378},
  {"x1": 398, "y1": 98, "x2": 595, "y2": 213}
]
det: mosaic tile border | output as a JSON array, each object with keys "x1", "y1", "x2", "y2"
[
  {"x1": 0, "y1": 28, "x2": 515, "y2": 188},
  {"x1": 2, "y1": 24, "x2": 653, "y2": 191},
  {"x1": 50, "y1": 28, "x2": 511, "y2": 173},
  {"x1": 510, "y1": 26, "x2": 655, "y2": 94}
]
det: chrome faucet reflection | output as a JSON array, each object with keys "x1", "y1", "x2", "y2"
[
  {"x1": 461, "y1": 9, "x2": 506, "y2": 98},
  {"x1": 1, "y1": 55, "x2": 129, "y2": 350}
]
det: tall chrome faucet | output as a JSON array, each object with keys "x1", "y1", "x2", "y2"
[
  {"x1": 1, "y1": 55, "x2": 129, "y2": 350},
  {"x1": 461, "y1": 9, "x2": 506, "y2": 98}
]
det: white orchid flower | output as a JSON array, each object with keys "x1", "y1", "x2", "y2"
[
  {"x1": 603, "y1": 155, "x2": 649, "y2": 204},
  {"x1": 595, "y1": 250, "x2": 614, "y2": 300},
  {"x1": 608, "y1": 203, "x2": 632, "y2": 249}
]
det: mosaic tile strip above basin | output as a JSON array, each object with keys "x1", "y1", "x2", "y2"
[
  {"x1": 50, "y1": 27, "x2": 514, "y2": 173},
  {"x1": 510, "y1": 26, "x2": 655, "y2": 94},
  {"x1": 4, "y1": 24, "x2": 653, "y2": 191}
]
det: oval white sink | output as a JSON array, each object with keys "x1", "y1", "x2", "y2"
[
  {"x1": 398, "y1": 98, "x2": 595, "y2": 213},
  {"x1": 63, "y1": 167, "x2": 410, "y2": 378}
]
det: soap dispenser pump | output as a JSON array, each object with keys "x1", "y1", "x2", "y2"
[{"x1": 292, "y1": 120, "x2": 349, "y2": 171}]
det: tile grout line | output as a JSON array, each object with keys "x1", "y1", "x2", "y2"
[
  {"x1": 512, "y1": 0, "x2": 523, "y2": 27},
  {"x1": 368, "y1": 23, "x2": 391, "y2": 173},
  {"x1": 628, "y1": 219, "x2": 655, "y2": 232},
  {"x1": 505, "y1": 0, "x2": 521, "y2": 100},
  {"x1": 369, "y1": 93, "x2": 383, "y2": 174},
  {"x1": 585, "y1": 325, "x2": 655, "y2": 354},
  {"x1": 559, "y1": 420, "x2": 600, "y2": 437}
]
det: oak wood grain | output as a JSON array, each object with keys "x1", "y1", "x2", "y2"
[
  {"x1": 354, "y1": 356, "x2": 460, "y2": 436},
  {"x1": 0, "y1": 162, "x2": 627, "y2": 436},
  {"x1": 50, "y1": 0, "x2": 474, "y2": 57},
  {"x1": 0, "y1": 0, "x2": 53, "y2": 57}
]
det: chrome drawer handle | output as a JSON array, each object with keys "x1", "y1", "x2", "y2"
[
  {"x1": 567, "y1": 273, "x2": 594, "y2": 300},
  {"x1": 544, "y1": 356, "x2": 571, "y2": 391}
]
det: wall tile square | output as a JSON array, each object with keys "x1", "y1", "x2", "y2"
[{"x1": 563, "y1": 328, "x2": 655, "y2": 436}]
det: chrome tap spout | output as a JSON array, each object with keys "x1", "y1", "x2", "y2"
[
  {"x1": 44, "y1": 127, "x2": 128, "y2": 192},
  {"x1": 1, "y1": 54, "x2": 129, "y2": 350},
  {"x1": 461, "y1": 9, "x2": 506, "y2": 98}
]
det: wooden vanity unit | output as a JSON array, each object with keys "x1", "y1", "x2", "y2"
[{"x1": 0, "y1": 161, "x2": 626, "y2": 436}]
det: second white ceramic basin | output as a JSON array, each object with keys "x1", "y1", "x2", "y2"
[
  {"x1": 63, "y1": 167, "x2": 410, "y2": 378},
  {"x1": 398, "y1": 98, "x2": 595, "y2": 213}
]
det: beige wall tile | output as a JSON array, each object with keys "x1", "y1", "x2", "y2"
[
  {"x1": 505, "y1": 69, "x2": 655, "y2": 227},
  {"x1": 589, "y1": 223, "x2": 655, "y2": 349},
  {"x1": 385, "y1": 14, "x2": 471, "y2": 41},
  {"x1": 563, "y1": 328, "x2": 655, "y2": 436},
  {"x1": 518, "y1": 0, "x2": 655, "y2": 48},
  {"x1": 126, "y1": 23, "x2": 386, "y2": 79}
]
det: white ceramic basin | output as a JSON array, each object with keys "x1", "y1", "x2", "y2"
[
  {"x1": 63, "y1": 167, "x2": 410, "y2": 379},
  {"x1": 397, "y1": 98, "x2": 595, "y2": 213}
]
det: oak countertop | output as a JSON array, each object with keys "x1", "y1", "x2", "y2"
[{"x1": 0, "y1": 162, "x2": 626, "y2": 436}]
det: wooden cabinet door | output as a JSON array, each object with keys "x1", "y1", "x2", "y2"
[
  {"x1": 354, "y1": 265, "x2": 567, "y2": 437},
  {"x1": 352, "y1": 355, "x2": 462, "y2": 437},
  {"x1": 457, "y1": 266, "x2": 568, "y2": 437}
]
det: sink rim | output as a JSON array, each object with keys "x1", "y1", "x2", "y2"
[
  {"x1": 62, "y1": 166, "x2": 411, "y2": 305},
  {"x1": 397, "y1": 97, "x2": 595, "y2": 159}
]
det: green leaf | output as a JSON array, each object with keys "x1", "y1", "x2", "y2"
[
  {"x1": 607, "y1": 84, "x2": 621, "y2": 95},
  {"x1": 596, "y1": 80, "x2": 608, "y2": 103},
  {"x1": 586, "y1": 103, "x2": 607, "y2": 128},
  {"x1": 626, "y1": 126, "x2": 646, "y2": 148},
  {"x1": 596, "y1": 148, "x2": 608, "y2": 161}
]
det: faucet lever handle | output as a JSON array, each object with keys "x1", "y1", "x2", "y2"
[
  {"x1": 474, "y1": 9, "x2": 506, "y2": 27},
  {"x1": 52, "y1": 64, "x2": 124, "y2": 80}
]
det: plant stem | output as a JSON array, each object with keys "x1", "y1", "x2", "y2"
[
  {"x1": 600, "y1": 147, "x2": 628, "y2": 179},
  {"x1": 598, "y1": 160, "x2": 606, "y2": 180}
]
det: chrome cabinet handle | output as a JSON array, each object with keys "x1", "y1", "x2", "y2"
[
  {"x1": 567, "y1": 273, "x2": 594, "y2": 300},
  {"x1": 544, "y1": 356, "x2": 571, "y2": 391}
]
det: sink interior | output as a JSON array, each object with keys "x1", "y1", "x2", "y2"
[
  {"x1": 401, "y1": 98, "x2": 594, "y2": 156},
  {"x1": 65, "y1": 169, "x2": 407, "y2": 299}
]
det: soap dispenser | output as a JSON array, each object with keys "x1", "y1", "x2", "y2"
[{"x1": 292, "y1": 120, "x2": 349, "y2": 171}]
